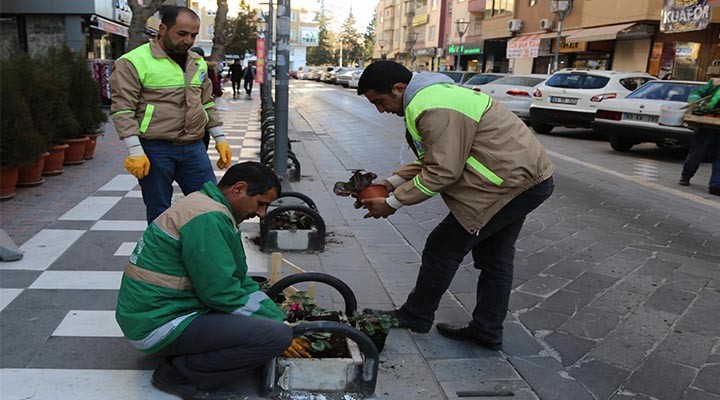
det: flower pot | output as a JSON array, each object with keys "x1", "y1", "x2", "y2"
[
  {"x1": 42, "y1": 144, "x2": 69, "y2": 176},
  {"x1": 83, "y1": 133, "x2": 102, "y2": 159},
  {"x1": 0, "y1": 166, "x2": 19, "y2": 201},
  {"x1": 63, "y1": 137, "x2": 90, "y2": 165},
  {"x1": 357, "y1": 184, "x2": 388, "y2": 202},
  {"x1": 17, "y1": 152, "x2": 49, "y2": 187}
]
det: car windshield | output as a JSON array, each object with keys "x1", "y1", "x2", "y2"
[
  {"x1": 439, "y1": 71, "x2": 463, "y2": 83},
  {"x1": 491, "y1": 76, "x2": 546, "y2": 87},
  {"x1": 465, "y1": 74, "x2": 503, "y2": 85},
  {"x1": 546, "y1": 73, "x2": 610, "y2": 89},
  {"x1": 626, "y1": 81, "x2": 703, "y2": 101}
]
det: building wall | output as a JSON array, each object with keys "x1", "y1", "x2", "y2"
[
  {"x1": 511, "y1": 56, "x2": 534, "y2": 74},
  {"x1": 613, "y1": 39, "x2": 652, "y2": 72},
  {"x1": 26, "y1": 15, "x2": 67, "y2": 57},
  {"x1": 580, "y1": 0, "x2": 660, "y2": 27},
  {"x1": 0, "y1": 18, "x2": 21, "y2": 57}
]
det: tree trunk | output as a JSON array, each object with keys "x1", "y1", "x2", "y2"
[
  {"x1": 126, "y1": 0, "x2": 171, "y2": 52},
  {"x1": 210, "y1": 0, "x2": 229, "y2": 62}
]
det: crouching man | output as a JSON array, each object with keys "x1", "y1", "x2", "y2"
[{"x1": 116, "y1": 162, "x2": 293, "y2": 400}]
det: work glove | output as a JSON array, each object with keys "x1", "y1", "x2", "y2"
[
  {"x1": 215, "y1": 141, "x2": 232, "y2": 169},
  {"x1": 282, "y1": 337, "x2": 313, "y2": 358},
  {"x1": 124, "y1": 155, "x2": 151, "y2": 179}
]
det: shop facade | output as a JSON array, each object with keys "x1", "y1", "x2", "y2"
[{"x1": 445, "y1": 40, "x2": 483, "y2": 71}]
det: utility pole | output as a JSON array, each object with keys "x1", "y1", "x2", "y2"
[
  {"x1": 552, "y1": 0, "x2": 573, "y2": 73},
  {"x1": 274, "y1": 0, "x2": 290, "y2": 179}
]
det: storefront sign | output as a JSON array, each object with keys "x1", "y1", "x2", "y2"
[
  {"x1": 507, "y1": 38, "x2": 541, "y2": 58},
  {"x1": 447, "y1": 42, "x2": 483, "y2": 55},
  {"x1": 300, "y1": 27, "x2": 319, "y2": 46},
  {"x1": 660, "y1": 0, "x2": 710, "y2": 33},
  {"x1": 414, "y1": 47, "x2": 437, "y2": 56},
  {"x1": 559, "y1": 38, "x2": 587, "y2": 53},
  {"x1": 96, "y1": 17, "x2": 129, "y2": 38},
  {"x1": 255, "y1": 38, "x2": 266, "y2": 84},
  {"x1": 412, "y1": 14, "x2": 429, "y2": 26}
]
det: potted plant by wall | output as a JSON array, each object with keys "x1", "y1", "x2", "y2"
[
  {"x1": 28, "y1": 48, "x2": 80, "y2": 175},
  {"x1": 1, "y1": 55, "x2": 47, "y2": 198},
  {"x1": 333, "y1": 170, "x2": 388, "y2": 202},
  {"x1": 65, "y1": 47, "x2": 107, "y2": 160},
  {"x1": 349, "y1": 310, "x2": 399, "y2": 353}
]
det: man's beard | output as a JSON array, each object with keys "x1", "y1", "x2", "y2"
[{"x1": 163, "y1": 35, "x2": 188, "y2": 55}]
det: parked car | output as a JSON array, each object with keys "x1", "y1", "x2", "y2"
[
  {"x1": 529, "y1": 69, "x2": 656, "y2": 134},
  {"x1": 348, "y1": 69, "x2": 363, "y2": 89},
  {"x1": 592, "y1": 80, "x2": 704, "y2": 152},
  {"x1": 328, "y1": 67, "x2": 352, "y2": 84},
  {"x1": 336, "y1": 68, "x2": 360, "y2": 87},
  {"x1": 461, "y1": 73, "x2": 508, "y2": 90},
  {"x1": 438, "y1": 70, "x2": 479, "y2": 85},
  {"x1": 470, "y1": 74, "x2": 548, "y2": 121},
  {"x1": 320, "y1": 66, "x2": 338, "y2": 82}
]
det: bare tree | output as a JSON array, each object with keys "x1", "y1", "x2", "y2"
[
  {"x1": 210, "y1": 0, "x2": 229, "y2": 62},
  {"x1": 127, "y1": 0, "x2": 165, "y2": 51}
]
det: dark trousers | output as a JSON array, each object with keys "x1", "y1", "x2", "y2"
[
  {"x1": 139, "y1": 139, "x2": 216, "y2": 223},
  {"x1": 244, "y1": 78, "x2": 253, "y2": 95},
  {"x1": 399, "y1": 177, "x2": 554, "y2": 343},
  {"x1": 681, "y1": 127, "x2": 720, "y2": 189},
  {"x1": 156, "y1": 313, "x2": 293, "y2": 390},
  {"x1": 232, "y1": 80, "x2": 241, "y2": 95}
]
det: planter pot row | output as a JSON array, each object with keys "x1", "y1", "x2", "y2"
[{"x1": 0, "y1": 134, "x2": 102, "y2": 201}]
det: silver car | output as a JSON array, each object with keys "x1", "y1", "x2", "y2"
[{"x1": 471, "y1": 74, "x2": 548, "y2": 120}]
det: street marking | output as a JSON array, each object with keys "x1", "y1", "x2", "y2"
[
  {"x1": 124, "y1": 190, "x2": 143, "y2": 198},
  {"x1": 59, "y1": 197, "x2": 122, "y2": 221},
  {"x1": 29, "y1": 271, "x2": 122, "y2": 290},
  {"x1": 632, "y1": 159, "x2": 659, "y2": 181},
  {"x1": 0, "y1": 289, "x2": 23, "y2": 312},
  {"x1": 547, "y1": 151, "x2": 720, "y2": 209},
  {"x1": 114, "y1": 242, "x2": 136, "y2": 257},
  {"x1": 0, "y1": 230, "x2": 85, "y2": 271},
  {"x1": 53, "y1": 310, "x2": 123, "y2": 337},
  {"x1": 91, "y1": 220, "x2": 147, "y2": 231},
  {"x1": 98, "y1": 175, "x2": 138, "y2": 191}
]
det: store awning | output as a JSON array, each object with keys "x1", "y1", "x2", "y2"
[
  {"x1": 93, "y1": 16, "x2": 129, "y2": 38},
  {"x1": 536, "y1": 29, "x2": 582, "y2": 40},
  {"x1": 565, "y1": 23, "x2": 635, "y2": 43}
]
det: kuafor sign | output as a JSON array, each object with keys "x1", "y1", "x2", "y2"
[
  {"x1": 660, "y1": 0, "x2": 711, "y2": 33},
  {"x1": 255, "y1": 38, "x2": 266, "y2": 84}
]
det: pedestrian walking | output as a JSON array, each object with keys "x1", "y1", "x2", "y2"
[
  {"x1": 679, "y1": 75, "x2": 720, "y2": 196},
  {"x1": 356, "y1": 61, "x2": 555, "y2": 350},
  {"x1": 116, "y1": 162, "x2": 309, "y2": 400},
  {"x1": 110, "y1": 6, "x2": 233, "y2": 223},
  {"x1": 243, "y1": 61, "x2": 256, "y2": 99},
  {"x1": 229, "y1": 59, "x2": 243, "y2": 98}
]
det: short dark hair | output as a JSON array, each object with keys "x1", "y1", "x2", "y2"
[
  {"x1": 219, "y1": 162, "x2": 281, "y2": 197},
  {"x1": 357, "y1": 61, "x2": 412, "y2": 95},
  {"x1": 160, "y1": 6, "x2": 199, "y2": 29}
]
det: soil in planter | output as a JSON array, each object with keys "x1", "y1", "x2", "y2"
[{"x1": 367, "y1": 332, "x2": 389, "y2": 353}]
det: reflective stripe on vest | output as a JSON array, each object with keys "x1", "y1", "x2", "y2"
[
  {"x1": 128, "y1": 311, "x2": 197, "y2": 350},
  {"x1": 120, "y1": 43, "x2": 207, "y2": 89}
]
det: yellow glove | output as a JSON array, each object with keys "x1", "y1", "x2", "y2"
[
  {"x1": 124, "y1": 155, "x2": 150, "y2": 179},
  {"x1": 282, "y1": 337, "x2": 313, "y2": 358},
  {"x1": 215, "y1": 142, "x2": 232, "y2": 169}
]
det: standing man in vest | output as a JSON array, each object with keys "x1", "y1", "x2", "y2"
[
  {"x1": 357, "y1": 61, "x2": 555, "y2": 351},
  {"x1": 110, "y1": 6, "x2": 233, "y2": 223}
]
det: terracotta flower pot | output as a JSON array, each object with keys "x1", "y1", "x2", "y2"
[
  {"x1": 0, "y1": 166, "x2": 19, "y2": 201},
  {"x1": 17, "y1": 152, "x2": 49, "y2": 187},
  {"x1": 83, "y1": 133, "x2": 102, "y2": 159},
  {"x1": 357, "y1": 184, "x2": 388, "y2": 202},
  {"x1": 43, "y1": 144, "x2": 70, "y2": 176},
  {"x1": 64, "y1": 137, "x2": 90, "y2": 165}
]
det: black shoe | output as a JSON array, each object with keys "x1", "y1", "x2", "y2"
[
  {"x1": 436, "y1": 323, "x2": 502, "y2": 351},
  {"x1": 679, "y1": 177, "x2": 690, "y2": 186},
  {"x1": 362, "y1": 308, "x2": 431, "y2": 333},
  {"x1": 151, "y1": 361, "x2": 198, "y2": 400},
  {"x1": 710, "y1": 187, "x2": 720, "y2": 196}
]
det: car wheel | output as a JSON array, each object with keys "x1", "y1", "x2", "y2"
[
  {"x1": 610, "y1": 136, "x2": 634, "y2": 152},
  {"x1": 531, "y1": 121, "x2": 553, "y2": 134}
]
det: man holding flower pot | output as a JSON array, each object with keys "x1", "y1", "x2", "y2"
[
  {"x1": 110, "y1": 6, "x2": 233, "y2": 223},
  {"x1": 356, "y1": 61, "x2": 555, "y2": 351}
]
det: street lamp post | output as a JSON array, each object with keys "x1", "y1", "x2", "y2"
[
  {"x1": 552, "y1": 0, "x2": 573, "y2": 73},
  {"x1": 378, "y1": 39, "x2": 387, "y2": 60},
  {"x1": 454, "y1": 19, "x2": 469, "y2": 72},
  {"x1": 409, "y1": 32, "x2": 419, "y2": 70}
]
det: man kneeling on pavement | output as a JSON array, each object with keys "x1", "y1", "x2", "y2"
[{"x1": 115, "y1": 162, "x2": 307, "y2": 400}]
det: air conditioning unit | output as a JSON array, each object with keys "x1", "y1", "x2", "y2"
[
  {"x1": 508, "y1": 19, "x2": 523, "y2": 32},
  {"x1": 540, "y1": 18, "x2": 553, "y2": 30}
]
